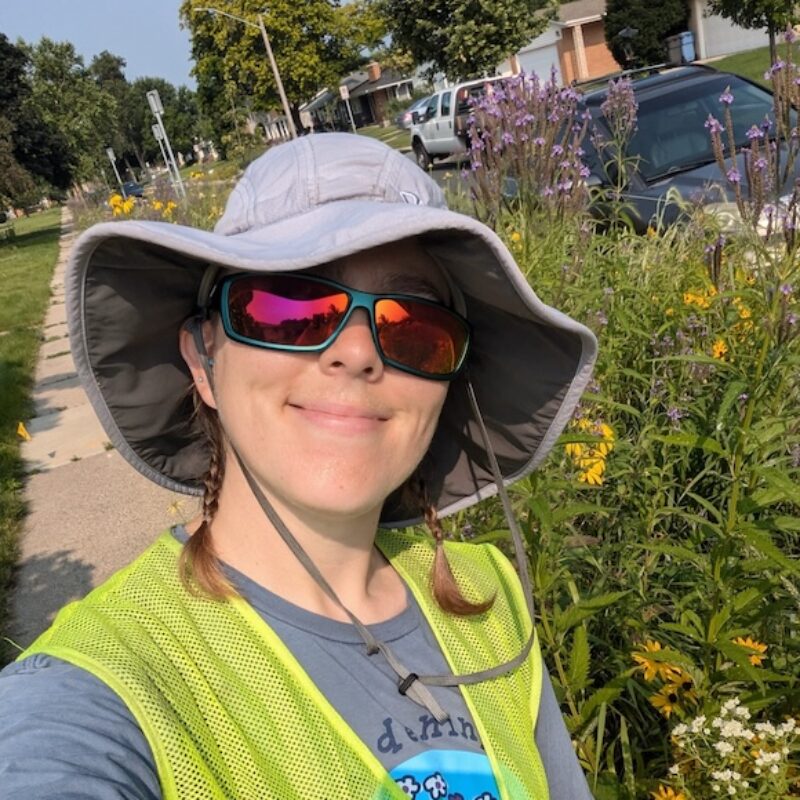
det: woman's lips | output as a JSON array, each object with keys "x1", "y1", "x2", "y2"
[{"x1": 288, "y1": 402, "x2": 389, "y2": 432}]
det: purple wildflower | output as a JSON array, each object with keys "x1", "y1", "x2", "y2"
[
  {"x1": 727, "y1": 168, "x2": 741, "y2": 184},
  {"x1": 705, "y1": 115, "x2": 724, "y2": 135},
  {"x1": 738, "y1": 392, "x2": 749, "y2": 403},
  {"x1": 719, "y1": 88, "x2": 734, "y2": 105},
  {"x1": 787, "y1": 312, "x2": 798, "y2": 325},
  {"x1": 780, "y1": 283, "x2": 794, "y2": 296},
  {"x1": 785, "y1": 26, "x2": 798, "y2": 44},
  {"x1": 746, "y1": 125, "x2": 765, "y2": 140},
  {"x1": 666, "y1": 407, "x2": 685, "y2": 424},
  {"x1": 501, "y1": 131, "x2": 515, "y2": 145}
]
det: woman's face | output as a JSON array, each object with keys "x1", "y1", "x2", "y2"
[{"x1": 185, "y1": 239, "x2": 451, "y2": 524}]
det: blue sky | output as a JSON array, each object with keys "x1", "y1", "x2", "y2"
[{"x1": 0, "y1": 0, "x2": 196, "y2": 88}]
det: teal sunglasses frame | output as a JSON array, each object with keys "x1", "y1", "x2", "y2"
[{"x1": 212, "y1": 272, "x2": 471, "y2": 381}]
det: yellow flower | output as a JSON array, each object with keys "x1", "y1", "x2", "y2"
[
  {"x1": 683, "y1": 286, "x2": 716, "y2": 310},
  {"x1": 510, "y1": 231, "x2": 522, "y2": 243},
  {"x1": 632, "y1": 640, "x2": 673, "y2": 682},
  {"x1": 711, "y1": 339, "x2": 728, "y2": 360},
  {"x1": 650, "y1": 686, "x2": 681, "y2": 718},
  {"x1": 733, "y1": 636, "x2": 768, "y2": 666},
  {"x1": 734, "y1": 297, "x2": 752, "y2": 319},
  {"x1": 665, "y1": 307, "x2": 674, "y2": 317},
  {"x1": 122, "y1": 197, "x2": 136, "y2": 215},
  {"x1": 566, "y1": 418, "x2": 614, "y2": 486},
  {"x1": 16, "y1": 421, "x2": 31, "y2": 441},
  {"x1": 109, "y1": 193, "x2": 123, "y2": 207},
  {"x1": 152, "y1": 200, "x2": 164, "y2": 211},
  {"x1": 646, "y1": 225, "x2": 658, "y2": 238},
  {"x1": 651, "y1": 787, "x2": 686, "y2": 800}
]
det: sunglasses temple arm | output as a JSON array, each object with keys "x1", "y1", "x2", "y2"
[{"x1": 188, "y1": 318, "x2": 216, "y2": 386}]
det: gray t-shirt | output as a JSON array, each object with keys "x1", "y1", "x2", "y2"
[{"x1": 0, "y1": 529, "x2": 592, "y2": 799}]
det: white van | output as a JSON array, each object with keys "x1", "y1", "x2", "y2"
[{"x1": 409, "y1": 77, "x2": 504, "y2": 169}]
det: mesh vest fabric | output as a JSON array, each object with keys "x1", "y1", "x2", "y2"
[{"x1": 21, "y1": 531, "x2": 548, "y2": 800}]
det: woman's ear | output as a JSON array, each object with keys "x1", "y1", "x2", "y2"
[{"x1": 179, "y1": 320, "x2": 217, "y2": 409}]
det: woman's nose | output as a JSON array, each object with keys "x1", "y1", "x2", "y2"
[{"x1": 318, "y1": 308, "x2": 384, "y2": 378}]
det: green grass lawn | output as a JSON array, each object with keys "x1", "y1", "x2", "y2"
[
  {"x1": 711, "y1": 45, "x2": 772, "y2": 87},
  {"x1": 0, "y1": 208, "x2": 62, "y2": 663},
  {"x1": 357, "y1": 124, "x2": 411, "y2": 151}
]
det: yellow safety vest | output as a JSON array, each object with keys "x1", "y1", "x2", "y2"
[{"x1": 21, "y1": 530, "x2": 549, "y2": 799}]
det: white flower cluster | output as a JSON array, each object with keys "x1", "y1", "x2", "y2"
[
  {"x1": 710, "y1": 767, "x2": 748, "y2": 795},
  {"x1": 668, "y1": 696, "x2": 799, "y2": 798}
]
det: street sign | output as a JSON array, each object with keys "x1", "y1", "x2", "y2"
[
  {"x1": 152, "y1": 123, "x2": 164, "y2": 141},
  {"x1": 105, "y1": 147, "x2": 116, "y2": 161},
  {"x1": 339, "y1": 85, "x2": 349, "y2": 101}
]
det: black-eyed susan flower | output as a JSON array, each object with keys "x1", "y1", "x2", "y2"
[
  {"x1": 711, "y1": 338, "x2": 728, "y2": 359},
  {"x1": 651, "y1": 787, "x2": 686, "y2": 800},
  {"x1": 651, "y1": 787, "x2": 685, "y2": 800},
  {"x1": 733, "y1": 636, "x2": 768, "y2": 666},
  {"x1": 650, "y1": 686, "x2": 681, "y2": 718}
]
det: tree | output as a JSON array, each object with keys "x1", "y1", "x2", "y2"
[
  {"x1": 604, "y1": 0, "x2": 690, "y2": 68},
  {"x1": 379, "y1": 0, "x2": 555, "y2": 81},
  {"x1": 179, "y1": 0, "x2": 383, "y2": 151},
  {"x1": 0, "y1": 33, "x2": 72, "y2": 198},
  {"x1": 707, "y1": 0, "x2": 799, "y2": 65},
  {"x1": 24, "y1": 38, "x2": 118, "y2": 185}
]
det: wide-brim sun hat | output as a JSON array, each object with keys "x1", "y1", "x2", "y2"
[{"x1": 66, "y1": 132, "x2": 597, "y2": 526}]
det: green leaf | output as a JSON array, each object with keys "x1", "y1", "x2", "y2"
[
  {"x1": 716, "y1": 379, "x2": 748, "y2": 427},
  {"x1": 751, "y1": 467, "x2": 800, "y2": 507},
  {"x1": 555, "y1": 591, "x2": 631, "y2": 633},
  {"x1": 739, "y1": 525, "x2": 800, "y2": 575},
  {"x1": 707, "y1": 607, "x2": 732, "y2": 643},
  {"x1": 551, "y1": 503, "x2": 611, "y2": 525},
  {"x1": 732, "y1": 587, "x2": 762, "y2": 613},
  {"x1": 568, "y1": 626, "x2": 591, "y2": 692},
  {"x1": 652, "y1": 432, "x2": 729, "y2": 457}
]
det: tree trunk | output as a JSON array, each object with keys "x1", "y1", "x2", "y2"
[{"x1": 769, "y1": 26, "x2": 777, "y2": 68}]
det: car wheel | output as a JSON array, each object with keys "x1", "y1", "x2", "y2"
[{"x1": 413, "y1": 141, "x2": 432, "y2": 170}]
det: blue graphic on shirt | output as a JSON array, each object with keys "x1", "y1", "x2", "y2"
[{"x1": 390, "y1": 750, "x2": 499, "y2": 800}]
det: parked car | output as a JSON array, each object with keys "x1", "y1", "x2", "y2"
[
  {"x1": 580, "y1": 64, "x2": 798, "y2": 232},
  {"x1": 394, "y1": 95, "x2": 431, "y2": 130},
  {"x1": 410, "y1": 76, "x2": 505, "y2": 169},
  {"x1": 121, "y1": 181, "x2": 145, "y2": 198}
]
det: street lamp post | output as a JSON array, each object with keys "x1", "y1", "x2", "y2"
[
  {"x1": 197, "y1": 6, "x2": 297, "y2": 139},
  {"x1": 146, "y1": 89, "x2": 186, "y2": 199},
  {"x1": 152, "y1": 123, "x2": 178, "y2": 195},
  {"x1": 105, "y1": 147, "x2": 126, "y2": 196}
]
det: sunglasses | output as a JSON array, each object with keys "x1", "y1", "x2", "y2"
[{"x1": 211, "y1": 273, "x2": 471, "y2": 380}]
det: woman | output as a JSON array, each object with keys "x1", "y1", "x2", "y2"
[{"x1": 0, "y1": 134, "x2": 597, "y2": 799}]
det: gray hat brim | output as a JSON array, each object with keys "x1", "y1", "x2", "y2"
[{"x1": 67, "y1": 200, "x2": 597, "y2": 527}]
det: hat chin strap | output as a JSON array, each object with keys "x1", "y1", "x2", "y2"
[{"x1": 190, "y1": 321, "x2": 535, "y2": 723}]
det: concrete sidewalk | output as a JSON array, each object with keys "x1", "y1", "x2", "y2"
[{"x1": 8, "y1": 208, "x2": 197, "y2": 649}]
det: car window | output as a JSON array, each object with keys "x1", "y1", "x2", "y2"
[
  {"x1": 425, "y1": 95, "x2": 440, "y2": 119},
  {"x1": 441, "y1": 91, "x2": 452, "y2": 117},
  {"x1": 626, "y1": 75, "x2": 790, "y2": 181}
]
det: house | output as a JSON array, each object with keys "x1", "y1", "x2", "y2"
[
  {"x1": 301, "y1": 63, "x2": 425, "y2": 130},
  {"x1": 500, "y1": 0, "x2": 771, "y2": 86},
  {"x1": 497, "y1": 0, "x2": 620, "y2": 83}
]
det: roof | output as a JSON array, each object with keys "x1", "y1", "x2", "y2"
[
  {"x1": 349, "y1": 68, "x2": 414, "y2": 99},
  {"x1": 302, "y1": 89, "x2": 336, "y2": 114},
  {"x1": 557, "y1": 0, "x2": 606, "y2": 24}
]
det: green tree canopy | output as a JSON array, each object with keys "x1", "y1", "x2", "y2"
[
  {"x1": 379, "y1": 0, "x2": 555, "y2": 81},
  {"x1": 179, "y1": 0, "x2": 384, "y2": 152},
  {"x1": 604, "y1": 0, "x2": 689, "y2": 68}
]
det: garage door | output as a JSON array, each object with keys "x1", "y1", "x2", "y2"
[{"x1": 702, "y1": 13, "x2": 768, "y2": 58}]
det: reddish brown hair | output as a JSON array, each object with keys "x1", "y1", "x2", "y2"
[{"x1": 179, "y1": 391, "x2": 493, "y2": 616}]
